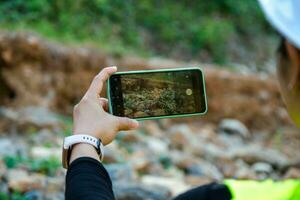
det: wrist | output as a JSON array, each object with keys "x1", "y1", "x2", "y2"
[
  {"x1": 62, "y1": 134, "x2": 104, "y2": 169},
  {"x1": 69, "y1": 143, "x2": 100, "y2": 165}
]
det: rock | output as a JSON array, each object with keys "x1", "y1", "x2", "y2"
[
  {"x1": 0, "y1": 137, "x2": 28, "y2": 158},
  {"x1": 143, "y1": 161, "x2": 166, "y2": 176},
  {"x1": 0, "y1": 33, "x2": 290, "y2": 130},
  {"x1": 284, "y1": 167, "x2": 300, "y2": 179},
  {"x1": 44, "y1": 192, "x2": 64, "y2": 200},
  {"x1": 103, "y1": 143, "x2": 126, "y2": 163},
  {"x1": 196, "y1": 124, "x2": 218, "y2": 141},
  {"x1": 0, "y1": 33, "x2": 108, "y2": 113},
  {"x1": 195, "y1": 143, "x2": 229, "y2": 161},
  {"x1": 184, "y1": 176, "x2": 212, "y2": 186},
  {"x1": 0, "y1": 106, "x2": 62, "y2": 132},
  {"x1": 8, "y1": 169, "x2": 46, "y2": 192},
  {"x1": 145, "y1": 137, "x2": 169, "y2": 155},
  {"x1": 30, "y1": 146, "x2": 61, "y2": 160},
  {"x1": 129, "y1": 150, "x2": 152, "y2": 173},
  {"x1": 218, "y1": 119, "x2": 250, "y2": 138},
  {"x1": 106, "y1": 163, "x2": 136, "y2": 183},
  {"x1": 0, "y1": 138, "x2": 18, "y2": 157},
  {"x1": 24, "y1": 190, "x2": 43, "y2": 200},
  {"x1": 252, "y1": 162, "x2": 273, "y2": 175},
  {"x1": 172, "y1": 151, "x2": 225, "y2": 181},
  {"x1": 167, "y1": 125, "x2": 196, "y2": 150},
  {"x1": 0, "y1": 159, "x2": 7, "y2": 178},
  {"x1": 114, "y1": 182, "x2": 171, "y2": 200},
  {"x1": 169, "y1": 150, "x2": 197, "y2": 170},
  {"x1": 234, "y1": 160, "x2": 256, "y2": 179},
  {"x1": 230, "y1": 145, "x2": 290, "y2": 169},
  {"x1": 0, "y1": 107, "x2": 18, "y2": 120},
  {"x1": 143, "y1": 121, "x2": 165, "y2": 137},
  {"x1": 18, "y1": 106, "x2": 61, "y2": 128},
  {"x1": 46, "y1": 177, "x2": 64, "y2": 193},
  {"x1": 218, "y1": 159, "x2": 238, "y2": 178},
  {"x1": 118, "y1": 131, "x2": 142, "y2": 143},
  {"x1": 217, "y1": 133, "x2": 245, "y2": 148},
  {"x1": 141, "y1": 175, "x2": 188, "y2": 197},
  {"x1": 0, "y1": 32, "x2": 299, "y2": 199},
  {"x1": 203, "y1": 68, "x2": 286, "y2": 130},
  {"x1": 31, "y1": 129, "x2": 61, "y2": 146},
  {"x1": 185, "y1": 161, "x2": 223, "y2": 181}
]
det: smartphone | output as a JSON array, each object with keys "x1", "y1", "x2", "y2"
[{"x1": 107, "y1": 67, "x2": 207, "y2": 120}]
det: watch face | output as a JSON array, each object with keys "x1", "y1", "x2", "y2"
[
  {"x1": 62, "y1": 147, "x2": 70, "y2": 169},
  {"x1": 62, "y1": 135, "x2": 104, "y2": 168}
]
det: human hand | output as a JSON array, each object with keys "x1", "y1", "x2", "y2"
[{"x1": 72, "y1": 66, "x2": 139, "y2": 145}]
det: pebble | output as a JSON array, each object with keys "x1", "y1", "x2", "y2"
[
  {"x1": 30, "y1": 146, "x2": 61, "y2": 160},
  {"x1": 284, "y1": 167, "x2": 300, "y2": 179},
  {"x1": 105, "y1": 163, "x2": 136, "y2": 182},
  {"x1": 143, "y1": 121, "x2": 165, "y2": 137},
  {"x1": 46, "y1": 177, "x2": 64, "y2": 193},
  {"x1": 0, "y1": 107, "x2": 62, "y2": 130},
  {"x1": 230, "y1": 145, "x2": 290, "y2": 169},
  {"x1": 185, "y1": 161, "x2": 223, "y2": 181},
  {"x1": 145, "y1": 137, "x2": 169, "y2": 155},
  {"x1": 141, "y1": 175, "x2": 188, "y2": 196},
  {"x1": 8, "y1": 169, "x2": 46, "y2": 192},
  {"x1": 0, "y1": 138, "x2": 18, "y2": 157},
  {"x1": 18, "y1": 106, "x2": 60, "y2": 127},
  {"x1": 24, "y1": 190, "x2": 43, "y2": 200},
  {"x1": 114, "y1": 182, "x2": 171, "y2": 200},
  {"x1": 218, "y1": 119, "x2": 250, "y2": 138},
  {"x1": 0, "y1": 159, "x2": 7, "y2": 178},
  {"x1": 252, "y1": 162, "x2": 273, "y2": 174},
  {"x1": 168, "y1": 125, "x2": 196, "y2": 150}
]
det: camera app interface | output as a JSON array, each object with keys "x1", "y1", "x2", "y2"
[{"x1": 119, "y1": 70, "x2": 204, "y2": 118}]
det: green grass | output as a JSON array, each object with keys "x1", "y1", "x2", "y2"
[
  {"x1": 0, "y1": 191, "x2": 32, "y2": 200},
  {"x1": 0, "y1": 0, "x2": 273, "y2": 64},
  {"x1": 159, "y1": 155, "x2": 172, "y2": 169},
  {"x1": 57, "y1": 115, "x2": 73, "y2": 137},
  {"x1": 0, "y1": 192, "x2": 9, "y2": 200},
  {"x1": 11, "y1": 192, "x2": 30, "y2": 200},
  {"x1": 3, "y1": 155, "x2": 60, "y2": 176}
]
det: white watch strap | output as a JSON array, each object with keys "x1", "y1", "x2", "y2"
[
  {"x1": 63, "y1": 134, "x2": 104, "y2": 161},
  {"x1": 64, "y1": 134, "x2": 99, "y2": 149}
]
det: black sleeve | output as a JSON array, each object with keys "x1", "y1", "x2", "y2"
[
  {"x1": 65, "y1": 157, "x2": 115, "y2": 200},
  {"x1": 173, "y1": 183, "x2": 232, "y2": 200}
]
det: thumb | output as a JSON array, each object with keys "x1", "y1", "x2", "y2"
[{"x1": 117, "y1": 117, "x2": 139, "y2": 131}]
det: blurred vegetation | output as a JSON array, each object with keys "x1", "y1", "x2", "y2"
[
  {"x1": 0, "y1": 0, "x2": 274, "y2": 63},
  {"x1": 4, "y1": 155, "x2": 60, "y2": 176}
]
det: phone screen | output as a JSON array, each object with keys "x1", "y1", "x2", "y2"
[{"x1": 108, "y1": 68, "x2": 207, "y2": 119}]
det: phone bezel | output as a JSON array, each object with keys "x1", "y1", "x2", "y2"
[{"x1": 106, "y1": 67, "x2": 208, "y2": 121}]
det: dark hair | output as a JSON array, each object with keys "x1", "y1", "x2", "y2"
[{"x1": 277, "y1": 37, "x2": 288, "y2": 58}]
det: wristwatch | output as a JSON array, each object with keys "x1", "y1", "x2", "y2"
[{"x1": 62, "y1": 134, "x2": 104, "y2": 169}]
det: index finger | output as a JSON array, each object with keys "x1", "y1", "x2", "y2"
[{"x1": 85, "y1": 66, "x2": 117, "y2": 98}]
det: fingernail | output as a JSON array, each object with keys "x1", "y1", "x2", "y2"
[
  {"x1": 110, "y1": 66, "x2": 117, "y2": 70},
  {"x1": 131, "y1": 119, "x2": 139, "y2": 128}
]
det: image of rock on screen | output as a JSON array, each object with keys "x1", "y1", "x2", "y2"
[{"x1": 118, "y1": 69, "x2": 206, "y2": 118}]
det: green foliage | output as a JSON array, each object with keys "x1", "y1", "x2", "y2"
[
  {"x1": 3, "y1": 155, "x2": 60, "y2": 176},
  {"x1": 0, "y1": 0, "x2": 271, "y2": 63},
  {"x1": 58, "y1": 115, "x2": 73, "y2": 137},
  {"x1": 28, "y1": 157, "x2": 61, "y2": 176},
  {"x1": 158, "y1": 89, "x2": 176, "y2": 114},
  {"x1": 0, "y1": 192, "x2": 9, "y2": 200},
  {"x1": 0, "y1": 192, "x2": 28, "y2": 200},
  {"x1": 3, "y1": 156, "x2": 20, "y2": 169},
  {"x1": 11, "y1": 192, "x2": 29, "y2": 200},
  {"x1": 159, "y1": 155, "x2": 172, "y2": 169}
]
